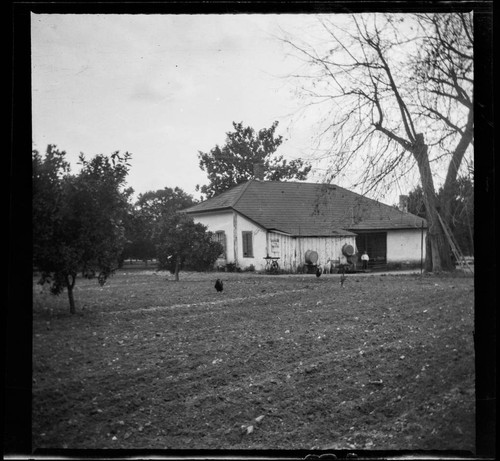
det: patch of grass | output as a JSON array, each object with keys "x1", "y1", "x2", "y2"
[{"x1": 32, "y1": 271, "x2": 475, "y2": 451}]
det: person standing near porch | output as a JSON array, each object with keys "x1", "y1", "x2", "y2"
[{"x1": 361, "y1": 250, "x2": 369, "y2": 270}]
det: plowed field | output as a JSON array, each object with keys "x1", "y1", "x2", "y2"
[{"x1": 32, "y1": 270, "x2": 475, "y2": 453}]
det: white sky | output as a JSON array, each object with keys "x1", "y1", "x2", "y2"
[
  {"x1": 31, "y1": 14, "x2": 324, "y2": 200},
  {"x1": 31, "y1": 13, "x2": 417, "y2": 206}
]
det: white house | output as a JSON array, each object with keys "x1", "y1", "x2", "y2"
[{"x1": 183, "y1": 180, "x2": 427, "y2": 272}]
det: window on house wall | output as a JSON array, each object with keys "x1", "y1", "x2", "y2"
[
  {"x1": 213, "y1": 231, "x2": 227, "y2": 258},
  {"x1": 242, "y1": 231, "x2": 253, "y2": 257}
]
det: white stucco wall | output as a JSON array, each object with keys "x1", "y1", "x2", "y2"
[
  {"x1": 188, "y1": 211, "x2": 269, "y2": 270},
  {"x1": 387, "y1": 228, "x2": 426, "y2": 263},
  {"x1": 234, "y1": 213, "x2": 268, "y2": 270}
]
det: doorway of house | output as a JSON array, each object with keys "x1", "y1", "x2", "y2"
[{"x1": 355, "y1": 232, "x2": 387, "y2": 270}]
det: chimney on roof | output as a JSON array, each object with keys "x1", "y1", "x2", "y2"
[
  {"x1": 253, "y1": 161, "x2": 265, "y2": 181},
  {"x1": 399, "y1": 195, "x2": 409, "y2": 213}
]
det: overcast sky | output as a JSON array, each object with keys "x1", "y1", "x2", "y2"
[{"x1": 31, "y1": 13, "x2": 332, "y2": 201}]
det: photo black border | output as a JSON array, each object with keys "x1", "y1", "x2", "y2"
[{"x1": 7, "y1": 1, "x2": 495, "y2": 459}]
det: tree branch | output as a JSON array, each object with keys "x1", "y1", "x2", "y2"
[
  {"x1": 356, "y1": 18, "x2": 417, "y2": 143},
  {"x1": 443, "y1": 106, "x2": 474, "y2": 192},
  {"x1": 372, "y1": 123, "x2": 412, "y2": 150}
]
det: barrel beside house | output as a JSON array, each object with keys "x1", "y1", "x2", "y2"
[
  {"x1": 342, "y1": 244, "x2": 355, "y2": 257},
  {"x1": 305, "y1": 250, "x2": 319, "y2": 265},
  {"x1": 303, "y1": 249, "x2": 319, "y2": 274}
]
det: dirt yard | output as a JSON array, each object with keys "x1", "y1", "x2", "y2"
[{"x1": 32, "y1": 269, "x2": 475, "y2": 453}]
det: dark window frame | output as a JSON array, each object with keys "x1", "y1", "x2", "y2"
[{"x1": 242, "y1": 231, "x2": 254, "y2": 258}]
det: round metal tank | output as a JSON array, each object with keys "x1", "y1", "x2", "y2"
[
  {"x1": 304, "y1": 250, "x2": 319, "y2": 265},
  {"x1": 342, "y1": 244, "x2": 355, "y2": 257}
]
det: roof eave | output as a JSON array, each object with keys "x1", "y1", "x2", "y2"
[{"x1": 184, "y1": 206, "x2": 234, "y2": 214}]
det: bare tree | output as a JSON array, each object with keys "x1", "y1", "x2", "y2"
[{"x1": 282, "y1": 12, "x2": 473, "y2": 272}]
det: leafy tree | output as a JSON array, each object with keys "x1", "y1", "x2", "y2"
[
  {"x1": 196, "y1": 121, "x2": 311, "y2": 198},
  {"x1": 136, "y1": 187, "x2": 196, "y2": 224},
  {"x1": 33, "y1": 146, "x2": 132, "y2": 313},
  {"x1": 122, "y1": 187, "x2": 197, "y2": 264},
  {"x1": 120, "y1": 205, "x2": 157, "y2": 265},
  {"x1": 282, "y1": 12, "x2": 475, "y2": 272},
  {"x1": 33, "y1": 144, "x2": 71, "y2": 267},
  {"x1": 155, "y1": 213, "x2": 223, "y2": 281},
  {"x1": 406, "y1": 185, "x2": 427, "y2": 219}
]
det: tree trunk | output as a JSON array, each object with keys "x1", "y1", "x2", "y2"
[
  {"x1": 424, "y1": 235, "x2": 433, "y2": 273},
  {"x1": 411, "y1": 135, "x2": 452, "y2": 272},
  {"x1": 438, "y1": 178, "x2": 458, "y2": 270},
  {"x1": 435, "y1": 198, "x2": 454, "y2": 271},
  {"x1": 438, "y1": 108, "x2": 473, "y2": 267},
  {"x1": 66, "y1": 273, "x2": 76, "y2": 314}
]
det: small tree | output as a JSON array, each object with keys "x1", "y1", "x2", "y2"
[
  {"x1": 122, "y1": 187, "x2": 197, "y2": 265},
  {"x1": 33, "y1": 146, "x2": 132, "y2": 313},
  {"x1": 155, "y1": 213, "x2": 223, "y2": 281},
  {"x1": 196, "y1": 121, "x2": 311, "y2": 199}
]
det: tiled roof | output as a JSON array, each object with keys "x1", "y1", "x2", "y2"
[{"x1": 184, "y1": 180, "x2": 427, "y2": 236}]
